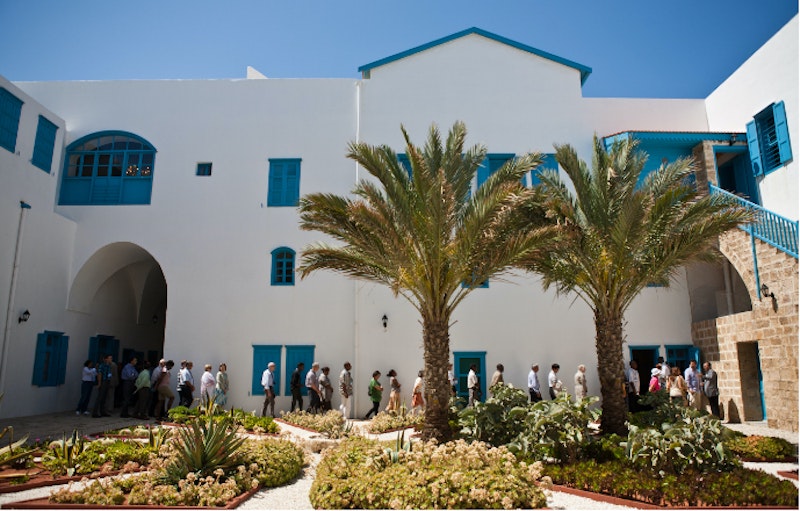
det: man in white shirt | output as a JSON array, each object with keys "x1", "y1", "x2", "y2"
[
  {"x1": 148, "y1": 359, "x2": 165, "y2": 417},
  {"x1": 467, "y1": 364, "x2": 479, "y2": 407},
  {"x1": 658, "y1": 356, "x2": 670, "y2": 388},
  {"x1": 684, "y1": 360, "x2": 701, "y2": 409},
  {"x1": 548, "y1": 363, "x2": 561, "y2": 400},
  {"x1": 306, "y1": 362, "x2": 322, "y2": 414},
  {"x1": 447, "y1": 363, "x2": 457, "y2": 396},
  {"x1": 261, "y1": 362, "x2": 276, "y2": 417},
  {"x1": 626, "y1": 360, "x2": 640, "y2": 412},
  {"x1": 339, "y1": 362, "x2": 353, "y2": 418},
  {"x1": 178, "y1": 361, "x2": 195, "y2": 408},
  {"x1": 528, "y1": 364, "x2": 541, "y2": 402}
]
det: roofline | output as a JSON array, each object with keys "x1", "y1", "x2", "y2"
[
  {"x1": 358, "y1": 27, "x2": 592, "y2": 85},
  {"x1": 603, "y1": 131, "x2": 746, "y2": 144}
]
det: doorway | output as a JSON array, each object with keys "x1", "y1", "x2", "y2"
[
  {"x1": 453, "y1": 351, "x2": 486, "y2": 401},
  {"x1": 737, "y1": 342, "x2": 765, "y2": 420},
  {"x1": 716, "y1": 150, "x2": 760, "y2": 205},
  {"x1": 629, "y1": 346, "x2": 659, "y2": 395}
]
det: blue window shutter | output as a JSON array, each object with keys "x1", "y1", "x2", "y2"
[
  {"x1": 0, "y1": 88, "x2": 23, "y2": 153},
  {"x1": 284, "y1": 345, "x2": 314, "y2": 396},
  {"x1": 476, "y1": 157, "x2": 491, "y2": 188},
  {"x1": 286, "y1": 160, "x2": 300, "y2": 206},
  {"x1": 688, "y1": 346, "x2": 700, "y2": 366},
  {"x1": 268, "y1": 159, "x2": 301, "y2": 207},
  {"x1": 88, "y1": 336, "x2": 99, "y2": 363},
  {"x1": 268, "y1": 161, "x2": 285, "y2": 206},
  {"x1": 773, "y1": 101, "x2": 793, "y2": 165},
  {"x1": 56, "y1": 335, "x2": 69, "y2": 385},
  {"x1": 252, "y1": 345, "x2": 282, "y2": 396},
  {"x1": 397, "y1": 154, "x2": 412, "y2": 177},
  {"x1": 32, "y1": 333, "x2": 48, "y2": 386},
  {"x1": 271, "y1": 247, "x2": 296, "y2": 286},
  {"x1": 746, "y1": 120, "x2": 763, "y2": 176},
  {"x1": 31, "y1": 116, "x2": 58, "y2": 173},
  {"x1": 533, "y1": 154, "x2": 557, "y2": 186}
]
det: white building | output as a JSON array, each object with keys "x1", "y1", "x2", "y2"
[{"x1": 0, "y1": 18, "x2": 796, "y2": 428}]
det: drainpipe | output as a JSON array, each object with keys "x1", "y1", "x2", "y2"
[
  {"x1": 352, "y1": 80, "x2": 362, "y2": 417},
  {"x1": 0, "y1": 201, "x2": 32, "y2": 410}
]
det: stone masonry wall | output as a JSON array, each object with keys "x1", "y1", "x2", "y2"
[{"x1": 692, "y1": 229, "x2": 798, "y2": 431}]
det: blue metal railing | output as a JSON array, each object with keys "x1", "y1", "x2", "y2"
[{"x1": 709, "y1": 184, "x2": 799, "y2": 259}]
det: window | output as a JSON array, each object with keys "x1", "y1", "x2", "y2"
[
  {"x1": 252, "y1": 345, "x2": 282, "y2": 396},
  {"x1": 747, "y1": 101, "x2": 793, "y2": 176},
  {"x1": 271, "y1": 247, "x2": 295, "y2": 286},
  {"x1": 60, "y1": 131, "x2": 156, "y2": 205},
  {"x1": 665, "y1": 345, "x2": 699, "y2": 374},
  {"x1": 267, "y1": 158, "x2": 301, "y2": 206},
  {"x1": 0, "y1": 87, "x2": 23, "y2": 154},
  {"x1": 284, "y1": 345, "x2": 315, "y2": 396},
  {"x1": 31, "y1": 116, "x2": 58, "y2": 173},
  {"x1": 196, "y1": 162, "x2": 212, "y2": 176},
  {"x1": 531, "y1": 153, "x2": 557, "y2": 186},
  {"x1": 32, "y1": 331, "x2": 69, "y2": 387}
]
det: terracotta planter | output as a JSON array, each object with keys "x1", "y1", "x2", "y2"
[{"x1": 0, "y1": 468, "x2": 139, "y2": 494}]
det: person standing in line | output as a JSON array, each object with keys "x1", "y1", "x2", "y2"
[
  {"x1": 339, "y1": 362, "x2": 353, "y2": 418},
  {"x1": 215, "y1": 363, "x2": 229, "y2": 407},
  {"x1": 648, "y1": 367, "x2": 662, "y2": 393},
  {"x1": 261, "y1": 362, "x2": 276, "y2": 417},
  {"x1": 106, "y1": 357, "x2": 119, "y2": 414},
  {"x1": 133, "y1": 360, "x2": 151, "y2": 420},
  {"x1": 364, "y1": 370, "x2": 383, "y2": 419},
  {"x1": 178, "y1": 361, "x2": 195, "y2": 408},
  {"x1": 306, "y1": 362, "x2": 322, "y2": 414},
  {"x1": 490, "y1": 364, "x2": 504, "y2": 397},
  {"x1": 148, "y1": 359, "x2": 166, "y2": 417},
  {"x1": 684, "y1": 360, "x2": 700, "y2": 409},
  {"x1": 290, "y1": 362, "x2": 305, "y2": 412},
  {"x1": 319, "y1": 366, "x2": 334, "y2": 411},
  {"x1": 76, "y1": 360, "x2": 97, "y2": 415},
  {"x1": 658, "y1": 357, "x2": 670, "y2": 389},
  {"x1": 626, "y1": 360, "x2": 640, "y2": 412},
  {"x1": 120, "y1": 355, "x2": 139, "y2": 418},
  {"x1": 667, "y1": 366, "x2": 688, "y2": 405},
  {"x1": 411, "y1": 370, "x2": 425, "y2": 415},
  {"x1": 200, "y1": 364, "x2": 216, "y2": 406},
  {"x1": 702, "y1": 362, "x2": 720, "y2": 418},
  {"x1": 92, "y1": 354, "x2": 114, "y2": 418},
  {"x1": 548, "y1": 363, "x2": 561, "y2": 400},
  {"x1": 385, "y1": 369, "x2": 401, "y2": 413},
  {"x1": 528, "y1": 364, "x2": 542, "y2": 403},
  {"x1": 574, "y1": 364, "x2": 587, "y2": 401},
  {"x1": 467, "y1": 364, "x2": 480, "y2": 407},
  {"x1": 155, "y1": 360, "x2": 176, "y2": 420},
  {"x1": 447, "y1": 363, "x2": 457, "y2": 396}
]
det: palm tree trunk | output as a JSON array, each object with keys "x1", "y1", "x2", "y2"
[
  {"x1": 420, "y1": 314, "x2": 453, "y2": 442},
  {"x1": 594, "y1": 307, "x2": 628, "y2": 436}
]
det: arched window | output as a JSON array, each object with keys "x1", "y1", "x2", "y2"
[
  {"x1": 271, "y1": 247, "x2": 296, "y2": 286},
  {"x1": 60, "y1": 131, "x2": 156, "y2": 205}
]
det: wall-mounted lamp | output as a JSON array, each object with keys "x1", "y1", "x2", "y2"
[
  {"x1": 18, "y1": 310, "x2": 30, "y2": 323},
  {"x1": 381, "y1": 314, "x2": 388, "y2": 329},
  {"x1": 760, "y1": 284, "x2": 775, "y2": 299},
  {"x1": 729, "y1": 133, "x2": 738, "y2": 146}
]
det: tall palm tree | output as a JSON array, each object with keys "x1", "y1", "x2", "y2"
[
  {"x1": 520, "y1": 136, "x2": 752, "y2": 436},
  {"x1": 297, "y1": 122, "x2": 554, "y2": 441}
]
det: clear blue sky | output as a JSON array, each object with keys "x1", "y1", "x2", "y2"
[{"x1": 0, "y1": 0, "x2": 796, "y2": 98}]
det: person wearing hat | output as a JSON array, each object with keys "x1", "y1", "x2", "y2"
[
  {"x1": 648, "y1": 367, "x2": 662, "y2": 393},
  {"x1": 261, "y1": 361, "x2": 277, "y2": 417}
]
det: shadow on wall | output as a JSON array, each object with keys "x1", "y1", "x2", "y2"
[{"x1": 726, "y1": 399, "x2": 740, "y2": 423}]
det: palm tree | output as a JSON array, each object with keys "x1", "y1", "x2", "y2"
[
  {"x1": 297, "y1": 122, "x2": 554, "y2": 441},
  {"x1": 520, "y1": 136, "x2": 752, "y2": 436}
]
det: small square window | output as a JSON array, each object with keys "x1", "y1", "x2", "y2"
[{"x1": 196, "y1": 162, "x2": 212, "y2": 176}]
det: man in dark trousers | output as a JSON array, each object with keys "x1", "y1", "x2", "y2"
[
  {"x1": 92, "y1": 354, "x2": 114, "y2": 417},
  {"x1": 290, "y1": 362, "x2": 305, "y2": 412},
  {"x1": 119, "y1": 355, "x2": 139, "y2": 417}
]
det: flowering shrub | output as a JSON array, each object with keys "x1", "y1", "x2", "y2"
[
  {"x1": 366, "y1": 411, "x2": 424, "y2": 434},
  {"x1": 280, "y1": 410, "x2": 349, "y2": 438},
  {"x1": 725, "y1": 435, "x2": 798, "y2": 462},
  {"x1": 49, "y1": 438, "x2": 304, "y2": 506},
  {"x1": 310, "y1": 437, "x2": 548, "y2": 509}
]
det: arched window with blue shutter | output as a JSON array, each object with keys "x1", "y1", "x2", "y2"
[
  {"x1": 271, "y1": 247, "x2": 296, "y2": 286},
  {"x1": 60, "y1": 131, "x2": 156, "y2": 205}
]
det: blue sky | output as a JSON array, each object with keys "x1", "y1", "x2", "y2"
[{"x1": 0, "y1": 0, "x2": 796, "y2": 98}]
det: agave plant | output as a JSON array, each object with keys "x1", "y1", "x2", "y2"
[
  {"x1": 164, "y1": 418, "x2": 244, "y2": 482},
  {"x1": 44, "y1": 430, "x2": 86, "y2": 476},
  {"x1": 147, "y1": 425, "x2": 172, "y2": 450},
  {"x1": 0, "y1": 425, "x2": 32, "y2": 469}
]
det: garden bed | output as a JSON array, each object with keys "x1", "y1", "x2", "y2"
[{"x1": 0, "y1": 484, "x2": 261, "y2": 509}]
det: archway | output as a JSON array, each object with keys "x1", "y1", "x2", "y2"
[{"x1": 69, "y1": 242, "x2": 166, "y2": 371}]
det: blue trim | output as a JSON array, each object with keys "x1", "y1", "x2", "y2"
[
  {"x1": 271, "y1": 247, "x2": 296, "y2": 286},
  {"x1": 196, "y1": 162, "x2": 212, "y2": 176},
  {"x1": 0, "y1": 87, "x2": 23, "y2": 154},
  {"x1": 453, "y1": 351, "x2": 486, "y2": 400},
  {"x1": 284, "y1": 345, "x2": 315, "y2": 397},
  {"x1": 267, "y1": 158, "x2": 302, "y2": 207},
  {"x1": 32, "y1": 331, "x2": 69, "y2": 387},
  {"x1": 358, "y1": 27, "x2": 592, "y2": 85},
  {"x1": 20, "y1": 201, "x2": 31, "y2": 209},
  {"x1": 252, "y1": 345, "x2": 282, "y2": 396}
]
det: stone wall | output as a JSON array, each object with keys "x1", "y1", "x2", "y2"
[{"x1": 692, "y1": 229, "x2": 798, "y2": 431}]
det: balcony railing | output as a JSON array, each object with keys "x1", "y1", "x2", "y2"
[{"x1": 710, "y1": 184, "x2": 798, "y2": 258}]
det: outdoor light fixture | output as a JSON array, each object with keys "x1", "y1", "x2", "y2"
[
  {"x1": 760, "y1": 284, "x2": 775, "y2": 299},
  {"x1": 18, "y1": 310, "x2": 30, "y2": 323},
  {"x1": 382, "y1": 314, "x2": 388, "y2": 329},
  {"x1": 729, "y1": 133, "x2": 738, "y2": 145}
]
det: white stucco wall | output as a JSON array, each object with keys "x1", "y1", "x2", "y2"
[{"x1": 706, "y1": 16, "x2": 799, "y2": 220}]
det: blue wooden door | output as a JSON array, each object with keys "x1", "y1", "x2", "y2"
[
  {"x1": 284, "y1": 345, "x2": 314, "y2": 396},
  {"x1": 453, "y1": 351, "x2": 486, "y2": 401},
  {"x1": 252, "y1": 345, "x2": 282, "y2": 396},
  {"x1": 88, "y1": 335, "x2": 119, "y2": 363}
]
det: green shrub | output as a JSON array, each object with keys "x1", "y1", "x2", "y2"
[
  {"x1": 166, "y1": 405, "x2": 199, "y2": 424},
  {"x1": 366, "y1": 411, "x2": 423, "y2": 434},
  {"x1": 725, "y1": 435, "x2": 798, "y2": 461},
  {"x1": 239, "y1": 438, "x2": 305, "y2": 487},
  {"x1": 629, "y1": 391, "x2": 702, "y2": 428},
  {"x1": 544, "y1": 459, "x2": 798, "y2": 507},
  {"x1": 239, "y1": 414, "x2": 280, "y2": 434},
  {"x1": 280, "y1": 410, "x2": 348, "y2": 438},
  {"x1": 310, "y1": 436, "x2": 548, "y2": 509},
  {"x1": 457, "y1": 385, "x2": 530, "y2": 446},
  {"x1": 625, "y1": 415, "x2": 738, "y2": 474}
]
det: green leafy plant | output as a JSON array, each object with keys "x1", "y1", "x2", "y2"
[
  {"x1": 163, "y1": 418, "x2": 245, "y2": 483},
  {"x1": 0, "y1": 425, "x2": 32, "y2": 468},
  {"x1": 367, "y1": 411, "x2": 424, "y2": 434},
  {"x1": 625, "y1": 414, "x2": 739, "y2": 474},
  {"x1": 629, "y1": 390, "x2": 703, "y2": 428},
  {"x1": 457, "y1": 384, "x2": 531, "y2": 446},
  {"x1": 239, "y1": 414, "x2": 279, "y2": 434},
  {"x1": 280, "y1": 410, "x2": 348, "y2": 438},
  {"x1": 725, "y1": 435, "x2": 798, "y2": 461},
  {"x1": 42, "y1": 430, "x2": 86, "y2": 476},
  {"x1": 166, "y1": 405, "x2": 200, "y2": 424}
]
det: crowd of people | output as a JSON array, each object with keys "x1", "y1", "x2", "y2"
[
  {"x1": 75, "y1": 355, "x2": 230, "y2": 420},
  {"x1": 626, "y1": 357, "x2": 720, "y2": 417},
  {"x1": 76, "y1": 353, "x2": 718, "y2": 421}
]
